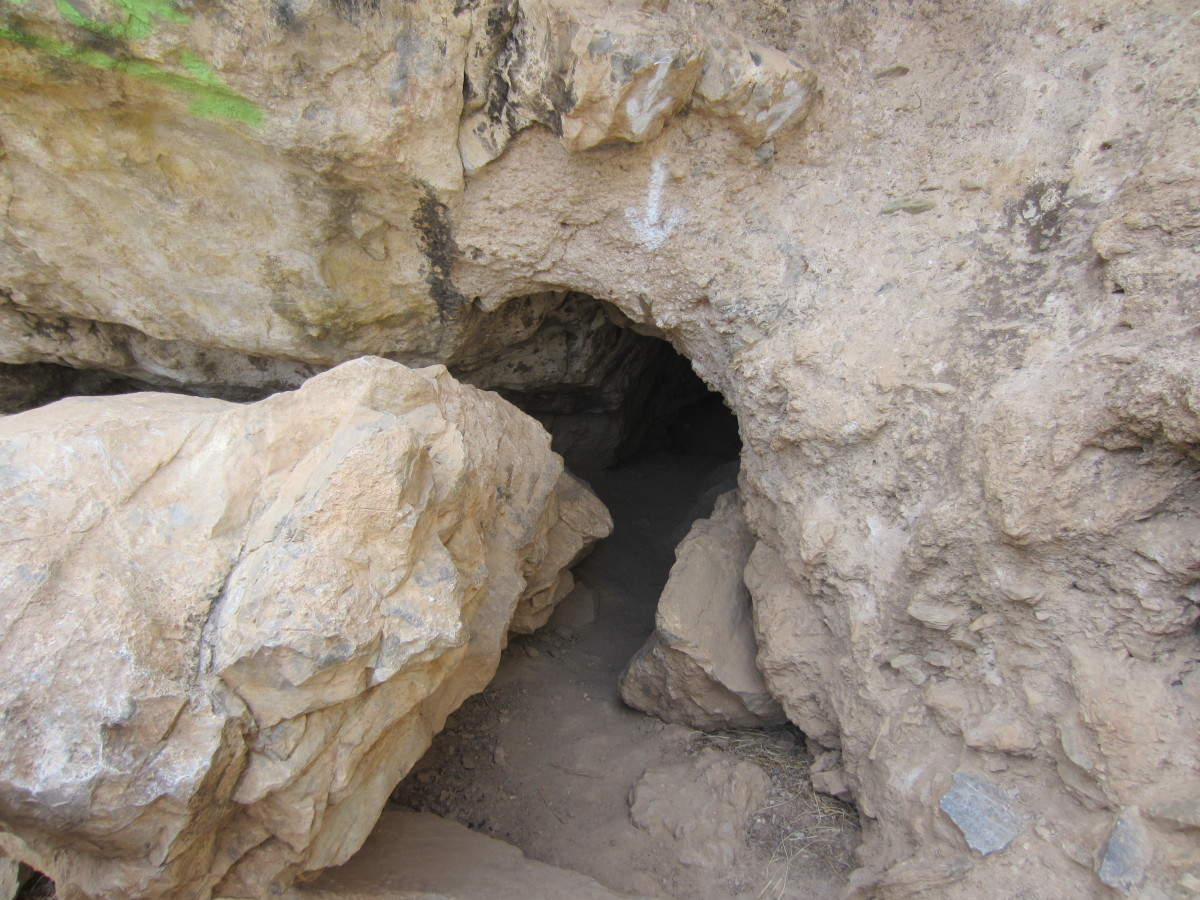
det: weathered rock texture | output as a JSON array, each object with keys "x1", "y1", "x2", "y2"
[
  {"x1": 0, "y1": 0, "x2": 813, "y2": 398},
  {"x1": 620, "y1": 490, "x2": 785, "y2": 729},
  {"x1": 0, "y1": 357, "x2": 610, "y2": 899},
  {"x1": 2, "y1": 0, "x2": 1199, "y2": 897}
]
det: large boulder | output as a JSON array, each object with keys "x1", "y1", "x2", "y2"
[
  {"x1": 0, "y1": 357, "x2": 611, "y2": 899},
  {"x1": 620, "y1": 490, "x2": 784, "y2": 730}
]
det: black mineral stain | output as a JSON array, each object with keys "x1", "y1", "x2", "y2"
[
  {"x1": 1010, "y1": 181, "x2": 1069, "y2": 253},
  {"x1": 270, "y1": 0, "x2": 299, "y2": 31},
  {"x1": 329, "y1": 0, "x2": 380, "y2": 20},
  {"x1": 412, "y1": 184, "x2": 467, "y2": 321}
]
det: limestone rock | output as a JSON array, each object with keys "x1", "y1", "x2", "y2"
[
  {"x1": 557, "y1": 10, "x2": 705, "y2": 153},
  {"x1": 293, "y1": 809, "x2": 643, "y2": 900},
  {"x1": 0, "y1": 357, "x2": 610, "y2": 900},
  {"x1": 629, "y1": 750, "x2": 770, "y2": 873},
  {"x1": 458, "y1": 0, "x2": 817, "y2": 170},
  {"x1": 691, "y1": 31, "x2": 819, "y2": 145},
  {"x1": 619, "y1": 491, "x2": 784, "y2": 730},
  {"x1": 1147, "y1": 796, "x2": 1200, "y2": 832}
]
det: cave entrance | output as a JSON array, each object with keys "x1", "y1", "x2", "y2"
[
  {"x1": 390, "y1": 291, "x2": 859, "y2": 899},
  {"x1": 444, "y1": 290, "x2": 741, "y2": 476}
]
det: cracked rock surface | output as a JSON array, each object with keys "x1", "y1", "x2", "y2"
[{"x1": 0, "y1": 358, "x2": 610, "y2": 899}]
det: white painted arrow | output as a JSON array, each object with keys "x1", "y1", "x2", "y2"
[{"x1": 625, "y1": 158, "x2": 685, "y2": 250}]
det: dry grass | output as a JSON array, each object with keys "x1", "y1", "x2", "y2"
[{"x1": 695, "y1": 726, "x2": 860, "y2": 900}]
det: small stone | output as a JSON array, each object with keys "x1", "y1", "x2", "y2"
[
  {"x1": 907, "y1": 601, "x2": 964, "y2": 630},
  {"x1": 462, "y1": 757, "x2": 477, "y2": 770},
  {"x1": 416, "y1": 771, "x2": 436, "y2": 786},
  {"x1": 881, "y1": 196, "x2": 936, "y2": 215},
  {"x1": 924, "y1": 650, "x2": 955, "y2": 668},
  {"x1": 960, "y1": 177, "x2": 985, "y2": 191},
  {"x1": 889, "y1": 654, "x2": 928, "y2": 685},
  {"x1": 969, "y1": 613, "x2": 1004, "y2": 632},
  {"x1": 939, "y1": 772, "x2": 1023, "y2": 855},
  {"x1": 1180, "y1": 873, "x2": 1200, "y2": 893},
  {"x1": 811, "y1": 768, "x2": 853, "y2": 802},
  {"x1": 554, "y1": 625, "x2": 574, "y2": 640},
  {"x1": 525, "y1": 646, "x2": 541, "y2": 658},
  {"x1": 1098, "y1": 807, "x2": 1150, "y2": 895},
  {"x1": 493, "y1": 747, "x2": 506, "y2": 767}
]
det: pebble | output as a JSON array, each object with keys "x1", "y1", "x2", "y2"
[{"x1": 881, "y1": 196, "x2": 936, "y2": 215}]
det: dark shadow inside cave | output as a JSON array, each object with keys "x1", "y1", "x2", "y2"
[{"x1": 445, "y1": 290, "x2": 742, "y2": 476}]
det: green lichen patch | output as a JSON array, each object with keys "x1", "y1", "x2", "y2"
[
  {"x1": 0, "y1": 0, "x2": 262, "y2": 126},
  {"x1": 881, "y1": 196, "x2": 936, "y2": 215}
]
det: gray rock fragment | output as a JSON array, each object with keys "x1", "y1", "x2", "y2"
[
  {"x1": 1098, "y1": 807, "x2": 1151, "y2": 895},
  {"x1": 939, "y1": 772, "x2": 1023, "y2": 855}
]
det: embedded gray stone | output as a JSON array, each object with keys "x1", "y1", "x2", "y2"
[
  {"x1": 1098, "y1": 808, "x2": 1150, "y2": 895},
  {"x1": 939, "y1": 772, "x2": 1023, "y2": 855}
]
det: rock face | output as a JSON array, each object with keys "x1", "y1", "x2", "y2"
[
  {"x1": 620, "y1": 490, "x2": 785, "y2": 730},
  {"x1": 0, "y1": 358, "x2": 611, "y2": 900},
  {"x1": 2, "y1": 0, "x2": 1199, "y2": 897},
  {"x1": 0, "y1": 0, "x2": 814, "y2": 398}
]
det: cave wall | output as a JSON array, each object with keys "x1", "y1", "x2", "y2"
[{"x1": 1, "y1": 0, "x2": 1198, "y2": 897}]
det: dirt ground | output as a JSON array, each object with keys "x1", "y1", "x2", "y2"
[{"x1": 392, "y1": 452, "x2": 860, "y2": 899}]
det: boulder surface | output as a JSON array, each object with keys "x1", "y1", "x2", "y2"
[
  {"x1": 620, "y1": 490, "x2": 785, "y2": 730},
  {"x1": 0, "y1": 358, "x2": 611, "y2": 899}
]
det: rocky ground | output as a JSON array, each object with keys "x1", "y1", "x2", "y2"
[{"x1": 392, "y1": 452, "x2": 859, "y2": 899}]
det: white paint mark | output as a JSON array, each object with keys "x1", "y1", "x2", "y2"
[
  {"x1": 755, "y1": 79, "x2": 808, "y2": 139},
  {"x1": 625, "y1": 158, "x2": 685, "y2": 250},
  {"x1": 626, "y1": 58, "x2": 674, "y2": 137}
]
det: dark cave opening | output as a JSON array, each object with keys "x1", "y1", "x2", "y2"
[{"x1": 446, "y1": 290, "x2": 742, "y2": 475}]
